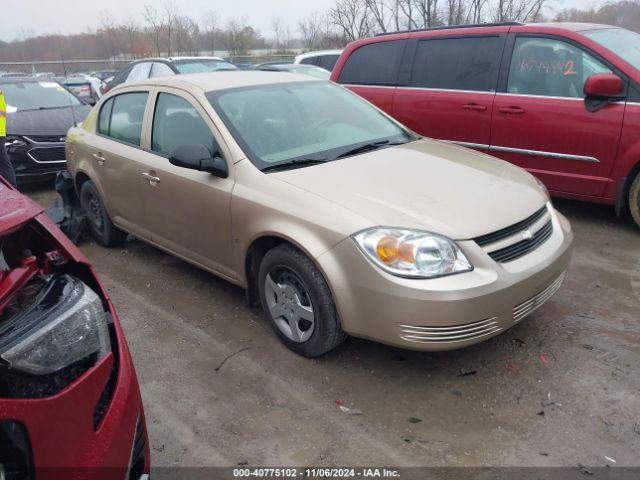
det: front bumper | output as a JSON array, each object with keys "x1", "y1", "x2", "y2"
[
  {"x1": 0, "y1": 309, "x2": 150, "y2": 480},
  {"x1": 317, "y1": 208, "x2": 574, "y2": 351},
  {"x1": 6, "y1": 138, "x2": 67, "y2": 183}
]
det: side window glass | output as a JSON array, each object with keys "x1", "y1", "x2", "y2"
[
  {"x1": 151, "y1": 93, "x2": 217, "y2": 157},
  {"x1": 318, "y1": 55, "x2": 340, "y2": 71},
  {"x1": 338, "y1": 40, "x2": 405, "y2": 86},
  {"x1": 107, "y1": 92, "x2": 148, "y2": 145},
  {"x1": 98, "y1": 97, "x2": 114, "y2": 135},
  {"x1": 300, "y1": 57, "x2": 318, "y2": 66},
  {"x1": 508, "y1": 37, "x2": 612, "y2": 98},
  {"x1": 410, "y1": 36, "x2": 502, "y2": 92},
  {"x1": 150, "y1": 63, "x2": 175, "y2": 78},
  {"x1": 126, "y1": 63, "x2": 152, "y2": 82}
]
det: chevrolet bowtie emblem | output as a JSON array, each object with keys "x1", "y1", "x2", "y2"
[{"x1": 522, "y1": 229, "x2": 533, "y2": 241}]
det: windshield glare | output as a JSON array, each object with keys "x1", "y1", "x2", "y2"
[
  {"x1": 175, "y1": 60, "x2": 238, "y2": 74},
  {"x1": 2, "y1": 81, "x2": 83, "y2": 111},
  {"x1": 208, "y1": 82, "x2": 412, "y2": 168},
  {"x1": 584, "y1": 28, "x2": 640, "y2": 70}
]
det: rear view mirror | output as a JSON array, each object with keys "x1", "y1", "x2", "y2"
[
  {"x1": 169, "y1": 144, "x2": 228, "y2": 178},
  {"x1": 584, "y1": 74, "x2": 624, "y2": 99}
]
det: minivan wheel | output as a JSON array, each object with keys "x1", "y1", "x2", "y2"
[
  {"x1": 630, "y1": 173, "x2": 640, "y2": 230},
  {"x1": 80, "y1": 180, "x2": 127, "y2": 247},
  {"x1": 258, "y1": 244, "x2": 347, "y2": 357}
]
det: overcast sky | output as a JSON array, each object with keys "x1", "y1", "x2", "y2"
[{"x1": 1, "y1": 0, "x2": 606, "y2": 43}]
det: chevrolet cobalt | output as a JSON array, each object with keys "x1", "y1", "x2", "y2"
[{"x1": 66, "y1": 72, "x2": 573, "y2": 357}]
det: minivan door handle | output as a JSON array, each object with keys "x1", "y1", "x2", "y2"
[
  {"x1": 498, "y1": 106, "x2": 526, "y2": 115},
  {"x1": 141, "y1": 172, "x2": 161, "y2": 186},
  {"x1": 92, "y1": 153, "x2": 106, "y2": 165},
  {"x1": 462, "y1": 103, "x2": 488, "y2": 112}
]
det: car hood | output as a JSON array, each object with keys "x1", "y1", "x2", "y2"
[
  {"x1": 271, "y1": 139, "x2": 547, "y2": 240},
  {"x1": 0, "y1": 179, "x2": 43, "y2": 233},
  {"x1": 7, "y1": 105, "x2": 91, "y2": 136}
]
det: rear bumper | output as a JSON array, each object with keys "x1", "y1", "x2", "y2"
[
  {"x1": 0, "y1": 310, "x2": 150, "y2": 479},
  {"x1": 317, "y1": 208, "x2": 574, "y2": 351}
]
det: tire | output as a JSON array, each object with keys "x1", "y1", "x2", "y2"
[
  {"x1": 80, "y1": 180, "x2": 127, "y2": 247},
  {"x1": 258, "y1": 244, "x2": 347, "y2": 357},
  {"x1": 630, "y1": 173, "x2": 640, "y2": 230}
]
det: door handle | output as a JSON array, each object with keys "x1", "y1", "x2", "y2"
[
  {"x1": 141, "y1": 172, "x2": 161, "y2": 186},
  {"x1": 498, "y1": 106, "x2": 526, "y2": 115},
  {"x1": 92, "y1": 153, "x2": 106, "y2": 165},
  {"x1": 463, "y1": 103, "x2": 488, "y2": 112}
]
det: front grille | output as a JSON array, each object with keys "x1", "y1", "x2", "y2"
[
  {"x1": 475, "y1": 206, "x2": 547, "y2": 247},
  {"x1": 24, "y1": 135, "x2": 65, "y2": 143},
  {"x1": 487, "y1": 220, "x2": 553, "y2": 263},
  {"x1": 513, "y1": 272, "x2": 566, "y2": 323},
  {"x1": 28, "y1": 147, "x2": 66, "y2": 163},
  {"x1": 398, "y1": 317, "x2": 501, "y2": 344},
  {"x1": 128, "y1": 416, "x2": 146, "y2": 480}
]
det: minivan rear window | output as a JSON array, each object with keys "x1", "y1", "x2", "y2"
[
  {"x1": 338, "y1": 40, "x2": 406, "y2": 86},
  {"x1": 410, "y1": 36, "x2": 503, "y2": 92}
]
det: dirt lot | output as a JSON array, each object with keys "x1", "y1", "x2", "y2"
[{"x1": 26, "y1": 186, "x2": 640, "y2": 468}]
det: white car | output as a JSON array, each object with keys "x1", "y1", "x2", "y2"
[{"x1": 294, "y1": 50, "x2": 343, "y2": 71}]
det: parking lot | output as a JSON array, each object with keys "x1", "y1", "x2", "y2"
[{"x1": 26, "y1": 185, "x2": 640, "y2": 468}]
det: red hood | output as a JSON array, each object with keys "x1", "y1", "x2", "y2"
[{"x1": 0, "y1": 178, "x2": 44, "y2": 233}]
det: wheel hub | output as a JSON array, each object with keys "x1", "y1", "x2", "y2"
[{"x1": 264, "y1": 269, "x2": 315, "y2": 343}]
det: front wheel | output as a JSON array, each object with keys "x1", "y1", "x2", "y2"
[
  {"x1": 258, "y1": 244, "x2": 347, "y2": 357},
  {"x1": 630, "y1": 173, "x2": 640, "y2": 230},
  {"x1": 80, "y1": 180, "x2": 127, "y2": 247}
]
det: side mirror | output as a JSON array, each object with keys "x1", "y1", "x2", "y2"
[
  {"x1": 169, "y1": 144, "x2": 228, "y2": 178},
  {"x1": 584, "y1": 73, "x2": 624, "y2": 99}
]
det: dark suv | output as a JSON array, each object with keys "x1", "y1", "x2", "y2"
[{"x1": 331, "y1": 22, "x2": 640, "y2": 228}]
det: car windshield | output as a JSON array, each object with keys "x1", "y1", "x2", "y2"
[
  {"x1": 583, "y1": 28, "x2": 640, "y2": 70},
  {"x1": 207, "y1": 81, "x2": 413, "y2": 169},
  {"x1": 174, "y1": 59, "x2": 238, "y2": 74},
  {"x1": 1, "y1": 81, "x2": 83, "y2": 112}
]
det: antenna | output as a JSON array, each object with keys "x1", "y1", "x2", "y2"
[{"x1": 56, "y1": 35, "x2": 78, "y2": 128}]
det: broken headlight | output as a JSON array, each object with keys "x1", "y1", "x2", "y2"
[{"x1": 0, "y1": 274, "x2": 111, "y2": 396}]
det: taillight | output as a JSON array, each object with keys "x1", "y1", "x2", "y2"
[
  {"x1": 81, "y1": 85, "x2": 91, "y2": 93},
  {"x1": 100, "y1": 84, "x2": 109, "y2": 94}
]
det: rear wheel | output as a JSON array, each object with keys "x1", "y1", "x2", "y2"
[
  {"x1": 630, "y1": 173, "x2": 640, "y2": 230},
  {"x1": 258, "y1": 244, "x2": 347, "y2": 357},
  {"x1": 80, "y1": 180, "x2": 126, "y2": 247}
]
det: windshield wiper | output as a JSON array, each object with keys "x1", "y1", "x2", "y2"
[
  {"x1": 333, "y1": 139, "x2": 407, "y2": 160},
  {"x1": 261, "y1": 158, "x2": 328, "y2": 173}
]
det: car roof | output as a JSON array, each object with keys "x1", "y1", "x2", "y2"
[
  {"x1": 296, "y1": 50, "x2": 342, "y2": 59},
  {"x1": 122, "y1": 71, "x2": 319, "y2": 92},
  {"x1": 519, "y1": 22, "x2": 618, "y2": 32}
]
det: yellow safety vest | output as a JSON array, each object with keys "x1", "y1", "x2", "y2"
[{"x1": 0, "y1": 89, "x2": 6, "y2": 137}]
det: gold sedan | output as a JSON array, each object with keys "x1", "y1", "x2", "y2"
[{"x1": 66, "y1": 72, "x2": 573, "y2": 357}]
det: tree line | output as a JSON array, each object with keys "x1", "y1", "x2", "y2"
[{"x1": 1, "y1": 0, "x2": 639, "y2": 63}]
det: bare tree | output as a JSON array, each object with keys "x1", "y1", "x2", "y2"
[
  {"x1": 223, "y1": 17, "x2": 252, "y2": 57},
  {"x1": 143, "y1": 5, "x2": 163, "y2": 56},
  {"x1": 271, "y1": 17, "x2": 287, "y2": 50},
  {"x1": 299, "y1": 12, "x2": 324, "y2": 50},
  {"x1": 164, "y1": 1, "x2": 179, "y2": 56},
  {"x1": 330, "y1": 0, "x2": 374, "y2": 41},
  {"x1": 201, "y1": 10, "x2": 218, "y2": 55},
  {"x1": 123, "y1": 14, "x2": 139, "y2": 59},
  {"x1": 446, "y1": 0, "x2": 468, "y2": 25},
  {"x1": 414, "y1": 0, "x2": 440, "y2": 27}
]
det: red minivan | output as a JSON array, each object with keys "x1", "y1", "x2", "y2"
[
  {"x1": 0, "y1": 177, "x2": 150, "y2": 479},
  {"x1": 331, "y1": 22, "x2": 640, "y2": 228}
]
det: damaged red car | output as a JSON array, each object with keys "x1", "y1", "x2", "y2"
[{"x1": 0, "y1": 177, "x2": 150, "y2": 480}]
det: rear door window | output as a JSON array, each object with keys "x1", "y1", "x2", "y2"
[
  {"x1": 151, "y1": 93, "x2": 217, "y2": 157},
  {"x1": 150, "y1": 62, "x2": 175, "y2": 78},
  {"x1": 410, "y1": 36, "x2": 502, "y2": 92},
  {"x1": 101, "y1": 92, "x2": 149, "y2": 146},
  {"x1": 507, "y1": 37, "x2": 612, "y2": 98},
  {"x1": 317, "y1": 54, "x2": 340, "y2": 71},
  {"x1": 338, "y1": 40, "x2": 406, "y2": 86},
  {"x1": 299, "y1": 57, "x2": 318, "y2": 66},
  {"x1": 126, "y1": 62, "x2": 152, "y2": 82}
]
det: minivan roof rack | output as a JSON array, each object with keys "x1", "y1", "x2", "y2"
[{"x1": 375, "y1": 21, "x2": 524, "y2": 36}]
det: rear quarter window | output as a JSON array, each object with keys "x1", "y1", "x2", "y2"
[
  {"x1": 410, "y1": 36, "x2": 503, "y2": 92},
  {"x1": 338, "y1": 40, "x2": 406, "y2": 86}
]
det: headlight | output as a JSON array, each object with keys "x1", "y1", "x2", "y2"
[
  {"x1": 353, "y1": 228, "x2": 473, "y2": 279},
  {"x1": 0, "y1": 275, "x2": 110, "y2": 376},
  {"x1": 535, "y1": 177, "x2": 550, "y2": 201}
]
